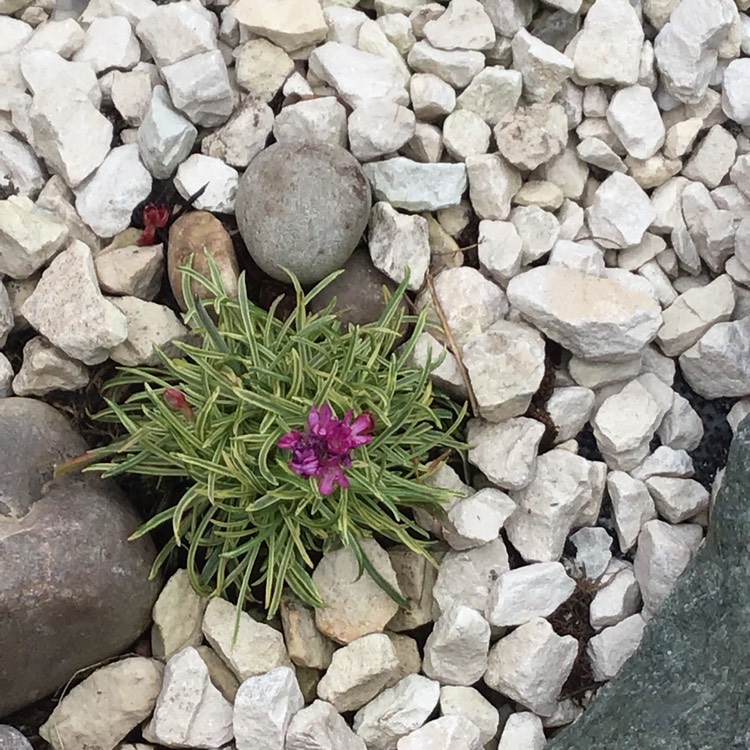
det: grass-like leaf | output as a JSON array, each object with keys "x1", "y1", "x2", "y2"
[{"x1": 78, "y1": 262, "x2": 468, "y2": 617}]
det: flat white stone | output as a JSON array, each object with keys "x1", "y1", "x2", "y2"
[
  {"x1": 317, "y1": 633, "x2": 400, "y2": 713},
  {"x1": 462, "y1": 319, "x2": 546, "y2": 423},
  {"x1": 21, "y1": 49, "x2": 101, "y2": 108},
  {"x1": 368, "y1": 202, "x2": 430, "y2": 292},
  {"x1": 410, "y1": 73, "x2": 456, "y2": 121},
  {"x1": 484, "y1": 617, "x2": 578, "y2": 716},
  {"x1": 466, "y1": 416, "x2": 544, "y2": 491},
  {"x1": 73, "y1": 16, "x2": 140, "y2": 73},
  {"x1": 507, "y1": 266, "x2": 663, "y2": 361},
  {"x1": 136, "y1": 1, "x2": 217, "y2": 67},
  {"x1": 593, "y1": 378, "x2": 668, "y2": 456},
  {"x1": 455, "y1": 67, "x2": 522, "y2": 125},
  {"x1": 75, "y1": 144, "x2": 151, "y2": 238},
  {"x1": 512, "y1": 28, "x2": 573, "y2": 104},
  {"x1": 646, "y1": 476, "x2": 710, "y2": 523},
  {"x1": 280, "y1": 597, "x2": 334, "y2": 670},
  {"x1": 22, "y1": 240, "x2": 127, "y2": 364},
  {"x1": 634, "y1": 519, "x2": 703, "y2": 618},
  {"x1": 398, "y1": 715, "x2": 482, "y2": 750},
  {"x1": 0, "y1": 196, "x2": 68, "y2": 279},
  {"x1": 589, "y1": 559, "x2": 642, "y2": 630},
  {"x1": 679, "y1": 316, "x2": 750, "y2": 398},
  {"x1": 309, "y1": 42, "x2": 407, "y2": 109},
  {"x1": 108, "y1": 296, "x2": 188, "y2": 366},
  {"x1": 515, "y1": 181, "x2": 565, "y2": 211},
  {"x1": 94, "y1": 242, "x2": 163, "y2": 300},
  {"x1": 443, "y1": 487, "x2": 516, "y2": 550},
  {"x1": 486, "y1": 562, "x2": 576, "y2": 627},
  {"x1": 353, "y1": 674, "x2": 440, "y2": 750},
  {"x1": 439, "y1": 686, "x2": 499, "y2": 746},
  {"x1": 443, "y1": 109, "x2": 490, "y2": 161},
  {"x1": 587, "y1": 172, "x2": 655, "y2": 249},
  {"x1": 406, "y1": 40, "x2": 485, "y2": 89},
  {"x1": 145, "y1": 647, "x2": 233, "y2": 749},
  {"x1": 722, "y1": 58, "x2": 750, "y2": 125},
  {"x1": 0, "y1": 283, "x2": 11, "y2": 348},
  {"x1": 273, "y1": 97, "x2": 345, "y2": 149},
  {"x1": 654, "y1": 0, "x2": 737, "y2": 104},
  {"x1": 12, "y1": 335, "x2": 89, "y2": 396},
  {"x1": 545, "y1": 386, "x2": 595, "y2": 443},
  {"x1": 235, "y1": 39, "x2": 295, "y2": 101},
  {"x1": 577, "y1": 136, "x2": 627, "y2": 173},
  {"x1": 161, "y1": 50, "x2": 235, "y2": 128},
  {"x1": 151, "y1": 569, "x2": 207, "y2": 660},
  {"x1": 287, "y1": 700, "x2": 366, "y2": 750},
  {"x1": 174, "y1": 153, "x2": 238, "y2": 214},
  {"x1": 24, "y1": 18, "x2": 85, "y2": 58},
  {"x1": 418, "y1": 266, "x2": 506, "y2": 347},
  {"x1": 349, "y1": 101, "x2": 415, "y2": 162},
  {"x1": 0, "y1": 353, "x2": 12, "y2": 397},
  {"x1": 505, "y1": 449, "x2": 597, "y2": 562},
  {"x1": 494, "y1": 102, "x2": 568, "y2": 172},
  {"x1": 201, "y1": 597, "x2": 292, "y2": 681},
  {"x1": 587, "y1": 614, "x2": 645, "y2": 681},
  {"x1": 497, "y1": 712, "x2": 546, "y2": 750},
  {"x1": 656, "y1": 392, "x2": 704, "y2": 451},
  {"x1": 606, "y1": 85, "x2": 665, "y2": 160},
  {"x1": 423, "y1": 0, "x2": 494, "y2": 51},
  {"x1": 569, "y1": 355, "x2": 642, "y2": 389},
  {"x1": 569, "y1": 526, "x2": 612, "y2": 581},
  {"x1": 0, "y1": 131, "x2": 45, "y2": 199},
  {"x1": 573, "y1": 0, "x2": 644, "y2": 86},
  {"x1": 477, "y1": 219, "x2": 523, "y2": 283},
  {"x1": 110, "y1": 69, "x2": 152, "y2": 128},
  {"x1": 80, "y1": 0, "x2": 158, "y2": 27},
  {"x1": 137, "y1": 85, "x2": 198, "y2": 179},
  {"x1": 363, "y1": 158, "x2": 466, "y2": 212},
  {"x1": 432, "y1": 537, "x2": 510, "y2": 617},
  {"x1": 233, "y1": 667, "x2": 304, "y2": 750},
  {"x1": 313, "y1": 538, "x2": 401, "y2": 645},
  {"x1": 423, "y1": 604, "x2": 490, "y2": 686},
  {"x1": 630, "y1": 445, "x2": 694, "y2": 482},
  {"x1": 30, "y1": 88, "x2": 111, "y2": 188},
  {"x1": 39, "y1": 658, "x2": 163, "y2": 750},
  {"x1": 466, "y1": 154, "x2": 522, "y2": 221},
  {"x1": 656, "y1": 274, "x2": 735, "y2": 356},
  {"x1": 237, "y1": 0, "x2": 325, "y2": 49},
  {"x1": 510, "y1": 205, "x2": 560, "y2": 264},
  {"x1": 682, "y1": 124, "x2": 737, "y2": 189}
]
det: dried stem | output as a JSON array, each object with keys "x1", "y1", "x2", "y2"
[{"x1": 425, "y1": 271, "x2": 480, "y2": 418}]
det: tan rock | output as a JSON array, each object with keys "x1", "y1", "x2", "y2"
[{"x1": 167, "y1": 211, "x2": 239, "y2": 311}]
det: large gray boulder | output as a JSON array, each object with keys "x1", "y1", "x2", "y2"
[
  {"x1": 0, "y1": 398, "x2": 160, "y2": 717},
  {"x1": 235, "y1": 141, "x2": 371, "y2": 285},
  {"x1": 547, "y1": 417, "x2": 750, "y2": 750}
]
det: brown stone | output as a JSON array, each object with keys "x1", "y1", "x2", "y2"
[
  {"x1": 0, "y1": 398, "x2": 159, "y2": 717},
  {"x1": 167, "y1": 210, "x2": 239, "y2": 311}
]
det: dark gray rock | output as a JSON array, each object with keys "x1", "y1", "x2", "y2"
[
  {"x1": 235, "y1": 141, "x2": 371, "y2": 285},
  {"x1": 308, "y1": 247, "x2": 402, "y2": 328},
  {"x1": 0, "y1": 725, "x2": 33, "y2": 750},
  {"x1": 547, "y1": 417, "x2": 750, "y2": 750},
  {"x1": 0, "y1": 398, "x2": 159, "y2": 718}
]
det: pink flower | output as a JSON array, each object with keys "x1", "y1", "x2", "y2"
[
  {"x1": 278, "y1": 403, "x2": 375, "y2": 495},
  {"x1": 163, "y1": 388, "x2": 194, "y2": 420}
]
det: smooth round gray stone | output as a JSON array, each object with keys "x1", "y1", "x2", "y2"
[
  {"x1": 0, "y1": 398, "x2": 160, "y2": 717},
  {"x1": 235, "y1": 141, "x2": 371, "y2": 285},
  {"x1": 308, "y1": 248, "x2": 401, "y2": 328},
  {"x1": 0, "y1": 726, "x2": 33, "y2": 750}
]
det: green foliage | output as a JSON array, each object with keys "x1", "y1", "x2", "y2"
[{"x1": 85, "y1": 259, "x2": 468, "y2": 617}]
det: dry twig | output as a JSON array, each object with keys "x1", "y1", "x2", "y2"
[{"x1": 425, "y1": 271, "x2": 480, "y2": 418}]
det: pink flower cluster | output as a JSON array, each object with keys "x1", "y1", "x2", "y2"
[{"x1": 278, "y1": 403, "x2": 375, "y2": 495}]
